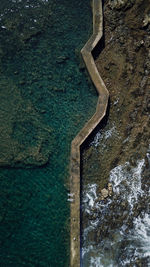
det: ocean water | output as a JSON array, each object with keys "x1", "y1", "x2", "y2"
[
  {"x1": 0, "y1": 1, "x2": 98, "y2": 266},
  {"x1": 81, "y1": 148, "x2": 150, "y2": 266}
]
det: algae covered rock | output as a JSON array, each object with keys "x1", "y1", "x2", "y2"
[
  {"x1": 109, "y1": 0, "x2": 135, "y2": 10},
  {"x1": 0, "y1": 80, "x2": 54, "y2": 167}
]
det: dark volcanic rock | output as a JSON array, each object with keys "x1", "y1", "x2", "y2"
[
  {"x1": 82, "y1": 0, "x2": 150, "y2": 187},
  {"x1": 81, "y1": 0, "x2": 150, "y2": 265}
]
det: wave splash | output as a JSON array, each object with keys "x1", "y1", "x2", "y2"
[{"x1": 81, "y1": 151, "x2": 150, "y2": 266}]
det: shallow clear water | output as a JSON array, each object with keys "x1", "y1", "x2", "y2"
[{"x1": 0, "y1": 0, "x2": 98, "y2": 266}]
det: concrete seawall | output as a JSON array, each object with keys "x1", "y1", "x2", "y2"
[{"x1": 70, "y1": 1, "x2": 109, "y2": 266}]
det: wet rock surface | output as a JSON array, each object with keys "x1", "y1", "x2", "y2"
[
  {"x1": 98, "y1": 183, "x2": 113, "y2": 200},
  {"x1": 82, "y1": 158, "x2": 150, "y2": 266},
  {"x1": 81, "y1": 0, "x2": 150, "y2": 266}
]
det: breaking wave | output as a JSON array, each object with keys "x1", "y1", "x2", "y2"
[{"x1": 81, "y1": 152, "x2": 150, "y2": 266}]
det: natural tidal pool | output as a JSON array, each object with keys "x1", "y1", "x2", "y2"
[{"x1": 0, "y1": 0, "x2": 98, "y2": 266}]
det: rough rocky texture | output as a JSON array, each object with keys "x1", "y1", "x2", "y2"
[
  {"x1": 99, "y1": 0, "x2": 150, "y2": 168},
  {"x1": 81, "y1": 0, "x2": 150, "y2": 265},
  {"x1": 82, "y1": 0, "x2": 150, "y2": 188}
]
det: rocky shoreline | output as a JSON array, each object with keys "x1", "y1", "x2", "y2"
[{"x1": 81, "y1": 0, "x2": 150, "y2": 266}]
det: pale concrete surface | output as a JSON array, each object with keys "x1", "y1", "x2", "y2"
[{"x1": 70, "y1": 1, "x2": 109, "y2": 266}]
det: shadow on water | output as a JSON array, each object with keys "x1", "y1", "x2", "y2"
[
  {"x1": 92, "y1": 35, "x2": 105, "y2": 61},
  {"x1": 81, "y1": 101, "x2": 110, "y2": 153},
  {"x1": 80, "y1": 11, "x2": 109, "y2": 260},
  {"x1": 92, "y1": 0, "x2": 105, "y2": 61},
  {"x1": 80, "y1": 100, "x2": 110, "y2": 262}
]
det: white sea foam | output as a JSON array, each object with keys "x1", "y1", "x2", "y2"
[
  {"x1": 82, "y1": 156, "x2": 150, "y2": 266},
  {"x1": 91, "y1": 131, "x2": 101, "y2": 147},
  {"x1": 132, "y1": 213, "x2": 150, "y2": 259},
  {"x1": 82, "y1": 244, "x2": 116, "y2": 267},
  {"x1": 83, "y1": 183, "x2": 98, "y2": 213},
  {"x1": 104, "y1": 127, "x2": 116, "y2": 140},
  {"x1": 121, "y1": 213, "x2": 150, "y2": 267},
  {"x1": 109, "y1": 159, "x2": 145, "y2": 208},
  {"x1": 82, "y1": 184, "x2": 100, "y2": 242},
  {"x1": 91, "y1": 126, "x2": 117, "y2": 147},
  {"x1": 90, "y1": 256, "x2": 114, "y2": 267}
]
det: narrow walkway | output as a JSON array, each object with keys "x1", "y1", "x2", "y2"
[{"x1": 70, "y1": 0, "x2": 109, "y2": 266}]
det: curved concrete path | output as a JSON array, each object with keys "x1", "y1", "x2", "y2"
[{"x1": 70, "y1": 1, "x2": 109, "y2": 266}]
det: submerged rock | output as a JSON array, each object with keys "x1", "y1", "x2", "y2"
[{"x1": 0, "y1": 82, "x2": 54, "y2": 167}]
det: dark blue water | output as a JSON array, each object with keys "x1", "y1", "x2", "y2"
[{"x1": 0, "y1": 0, "x2": 97, "y2": 266}]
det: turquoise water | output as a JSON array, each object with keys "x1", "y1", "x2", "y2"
[{"x1": 0, "y1": 0, "x2": 97, "y2": 266}]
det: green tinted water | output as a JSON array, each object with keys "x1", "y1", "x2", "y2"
[{"x1": 0, "y1": 0, "x2": 97, "y2": 266}]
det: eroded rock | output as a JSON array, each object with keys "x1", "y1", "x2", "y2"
[
  {"x1": 101, "y1": 188, "x2": 109, "y2": 200},
  {"x1": 100, "y1": 183, "x2": 113, "y2": 200}
]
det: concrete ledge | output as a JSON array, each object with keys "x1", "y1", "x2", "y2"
[{"x1": 70, "y1": 1, "x2": 109, "y2": 266}]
